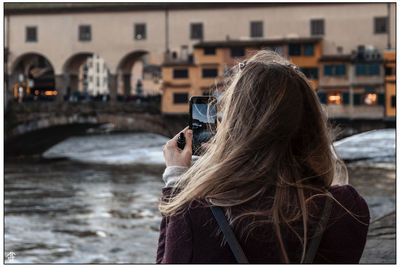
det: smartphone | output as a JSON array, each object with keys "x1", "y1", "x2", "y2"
[{"x1": 189, "y1": 96, "x2": 217, "y2": 156}]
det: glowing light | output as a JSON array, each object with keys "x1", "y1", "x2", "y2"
[
  {"x1": 328, "y1": 93, "x2": 342, "y2": 104},
  {"x1": 44, "y1": 91, "x2": 58, "y2": 96},
  {"x1": 34, "y1": 90, "x2": 39, "y2": 95},
  {"x1": 364, "y1": 93, "x2": 377, "y2": 105}
]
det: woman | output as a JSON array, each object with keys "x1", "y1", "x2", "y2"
[{"x1": 157, "y1": 50, "x2": 370, "y2": 263}]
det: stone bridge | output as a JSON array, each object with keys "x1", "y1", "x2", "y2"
[{"x1": 5, "y1": 101, "x2": 187, "y2": 156}]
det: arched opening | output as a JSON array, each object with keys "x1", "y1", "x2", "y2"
[
  {"x1": 63, "y1": 53, "x2": 111, "y2": 102},
  {"x1": 116, "y1": 51, "x2": 161, "y2": 102},
  {"x1": 11, "y1": 53, "x2": 56, "y2": 102}
]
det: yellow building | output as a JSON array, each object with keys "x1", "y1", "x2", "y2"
[
  {"x1": 383, "y1": 50, "x2": 396, "y2": 119},
  {"x1": 161, "y1": 37, "x2": 322, "y2": 114}
]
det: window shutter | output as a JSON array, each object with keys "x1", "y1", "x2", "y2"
[
  {"x1": 342, "y1": 92, "x2": 350, "y2": 104},
  {"x1": 353, "y1": 93, "x2": 361, "y2": 105},
  {"x1": 324, "y1": 65, "x2": 332, "y2": 76},
  {"x1": 377, "y1": 93, "x2": 385, "y2": 106},
  {"x1": 318, "y1": 92, "x2": 327, "y2": 104},
  {"x1": 356, "y1": 64, "x2": 365, "y2": 76}
]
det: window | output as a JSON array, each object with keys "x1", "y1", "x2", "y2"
[
  {"x1": 231, "y1": 47, "x2": 245, "y2": 58},
  {"x1": 374, "y1": 17, "x2": 388, "y2": 34},
  {"x1": 79, "y1": 25, "x2": 91, "y2": 41},
  {"x1": 311, "y1": 19, "x2": 324, "y2": 36},
  {"x1": 304, "y1": 44, "x2": 314, "y2": 56},
  {"x1": 378, "y1": 93, "x2": 385, "y2": 105},
  {"x1": 250, "y1": 21, "x2": 263, "y2": 38},
  {"x1": 363, "y1": 93, "x2": 377, "y2": 105},
  {"x1": 324, "y1": 64, "x2": 347, "y2": 76},
  {"x1": 96, "y1": 63, "x2": 99, "y2": 73},
  {"x1": 353, "y1": 93, "x2": 361, "y2": 105},
  {"x1": 134, "y1": 23, "x2": 146, "y2": 40},
  {"x1": 317, "y1": 92, "x2": 327, "y2": 104},
  {"x1": 356, "y1": 64, "x2": 380, "y2": 76},
  {"x1": 342, "y1": 92, "x2": 350, "y2": 104},
  {"x1": 190, "y1": 23, "x2": 203, "y2": 40},
  {"x1": 26, "y1": 26, "x2": 37, "y2": 42},
  {"x1": 104, "y1": 77, "x2": 107, "y2": 86},
  {"x1": 173, "y1": 69, "x2": 189, "y2": 79},
  {"x1": 173, "y1": 93, "x2": 189, "y2": 104},
  {"x1": 328, "y1": 93, "x2": 342, "y2": 104},
  {"x1": 202, "y1": 68, "x2": 218, "y2": 78},
  {"x1": 89, "y1": 76, "x2": 93, "y2": 82},
  {"x1": 391, "y1": 95, "x2": 396, "y2": 107},
  {"x1": 335, "y1": 64, "x2": 346, "y2": 76},
  {"x1": 204, "y1": 47, "x2": 216, "y2": 55},
  {"x1": 96, "y1": 77, "x2": 100, "y2": 87},
  {"x1": 300, "y1": 67, "x2": 319, "y2": 79},
  {"x1": 385, "y1": 66, "x2": 394, "y2": 76},
  {"x1": 288, "y1": 44, "x2": 301, "y2": 56}
]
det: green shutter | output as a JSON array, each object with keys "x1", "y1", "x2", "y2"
[
  {"x1": 324, "y1": 65, "x2": 332, "y2": 76},
  {"x1": 318, "y1": 92, "x2": 327, "y2": 104},
  {"x1": 378, "y1": 93, "x2": 385, "y2": 106},
  {"x1": 353, "y1": 93, "x2": 361, "y2": 105},
  {"x1": 342, "y1": 92, "x2": 350, "y2": 104}
]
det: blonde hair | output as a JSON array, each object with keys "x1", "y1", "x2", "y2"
[{"x1": 159, "y1": 50, "x2": 348, "y2": 263}]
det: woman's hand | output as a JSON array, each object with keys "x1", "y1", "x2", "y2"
[{"x1": 163, "y1": 127, "x2": 193, "y2": 168}]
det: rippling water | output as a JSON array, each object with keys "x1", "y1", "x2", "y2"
[
  {"x1": 5, "y1": 140, "x2": 166, "y2": 263},
  {"x1": 5, "y1": 129, "x2": 395, "y2": 263}
]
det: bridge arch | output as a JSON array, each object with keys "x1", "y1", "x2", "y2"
[
  {"x1": 116, "y1": 50, "x2": 149, "y2": 100},
  {"x1": 62, "y1": 52, "x2": 112, "y2": 101},
  {"x1": 10, "y1": 52, "x2": 56, "y2": 102}
]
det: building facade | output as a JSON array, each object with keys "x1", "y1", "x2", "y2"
[
  {"x1": 4, "y1": 2, "x2": 395, "y2": 109},
  {"x1": 161, "y1": 38, "x2": 392, "y2": 120},
  {"x1": 162, "y1": 37, "x2": 322, "y2": 114},
  {"x1": 384, "y1": 50, "x2": 396, "y2": 119},
  {"x1": 78, "y1": 55, "x2": 109, "y2": 97}
]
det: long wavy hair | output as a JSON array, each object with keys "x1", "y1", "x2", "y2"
[{"x1": 159, "y1": 50, "x2": 349, "y2": 263}]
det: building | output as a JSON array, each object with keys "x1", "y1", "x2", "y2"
[
  {"x1": 161, "y1": 41, "x2": 392, "y2": 120},
  {"x1": 161, "y1": 37, "x2": 322, "y2": 114},
  {"x1": 384, "y1": 50, "x2": 396, "y2": 120},
  {"x1": 318, "y1": 46, "x2": 386, "y2": 119},
  {"x1": 4, "y1": 2, "x2": 395, "y2": 104},
  {"x1": 78, "y1": 55, "x2": 109, "y2": 98}
]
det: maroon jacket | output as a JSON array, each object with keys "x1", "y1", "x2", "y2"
[{"x1": 157, "y1": 184, "x2": 370, "y2": 263}]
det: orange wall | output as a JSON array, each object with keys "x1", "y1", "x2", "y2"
[
  {"x1": 290, "y1": 41, "x2": 322, "y2": 67},
  {"x1": 384, "y1": 51, "x2": 396, "y2": 118},
  {"x1": 194, "y1": 48, "x2": 224, "y2": 65},
  {"x1": 385, "y1": 82, "x2": 396, "y2": 117}
]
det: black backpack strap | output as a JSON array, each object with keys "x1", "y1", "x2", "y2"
[
  {"x1": 208, "y1": 194, "x2": 332, "y2": 264},
  {"x1": 301, "y1": 194, "x2": 333, "y2": 264},
  {"x1": 208, "y1": 204, "x2": 249, "y2": 263}
]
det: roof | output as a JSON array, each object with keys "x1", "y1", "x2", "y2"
[
  {"x1": 319, "y1": 55, "x2": 352, "y2": 62},
  {"x1": 6, "y1": 3, "x2": 383, "y2": 15},
  {"x1": 4, "y1": 3, "x2": 331, "y2": 15},
  {"x1": 194, "y1": 37, "x2": 322, "y2": 48}
]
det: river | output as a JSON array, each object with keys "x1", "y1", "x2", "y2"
[
  {"x1": 4, "y1": 129, "x2": 395, "y2": 263},
  {"x1": 5, "y1": 133, "x2": 168, "y2": 264}
]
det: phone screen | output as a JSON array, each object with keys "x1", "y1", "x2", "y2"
[{"x1": 190, "y1": 97, "x2": 217, "y2": 155}]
